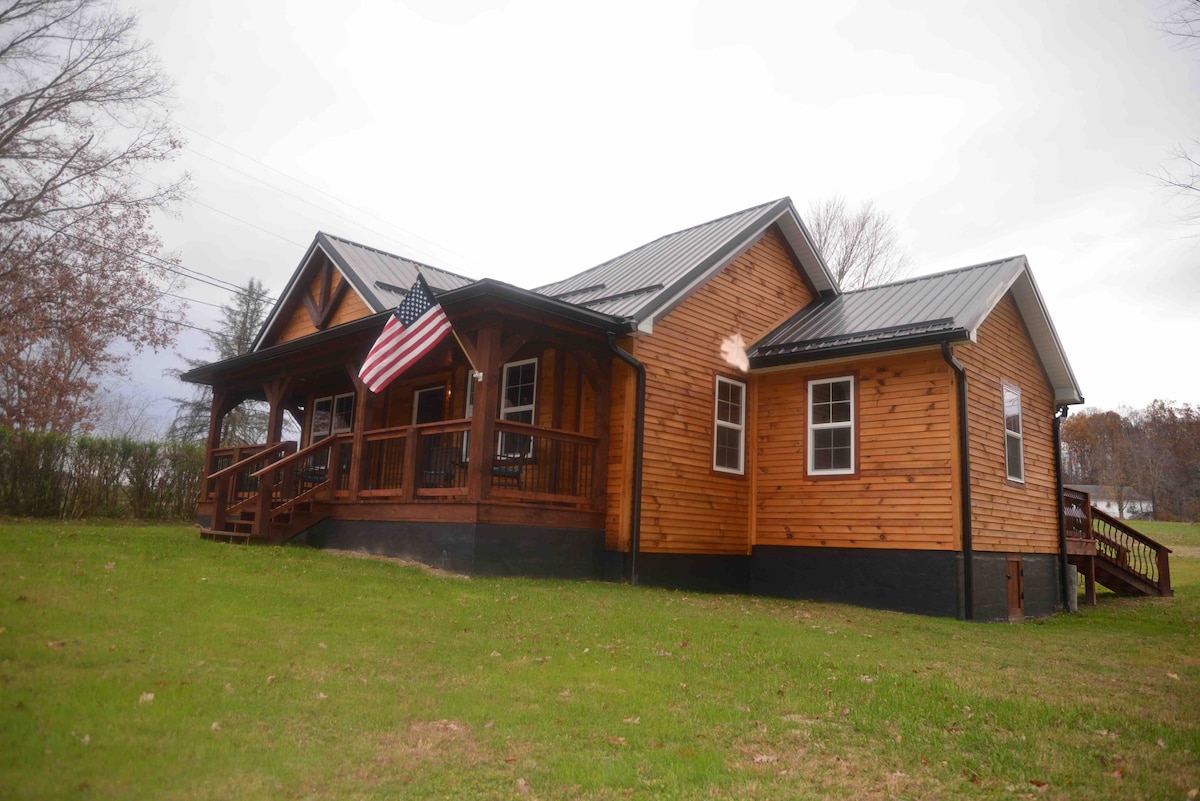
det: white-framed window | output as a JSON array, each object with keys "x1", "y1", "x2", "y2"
[
  {"x1": 808, "y1": 376, "x2": 855, "y2": 475},
  {"x1": 1003, "y1": 383, "x2": 1024, "y2": 483},
  {"x1": 499, "y1": 358, "x2": 537, "y2": 457},
  {"x1": 713, "y1": 376, "x2": 745, "y2": 474},
  {"x1": 309, "y1": 392, "x2": 354, "y2": 446}
]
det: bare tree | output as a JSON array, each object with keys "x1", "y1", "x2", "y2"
[
  {"x1": 0, "y1": 0, "x2": 187, "y2": 432},
  {"x1": 805, "y1": 195, "x2": 911, "y2": 291},
  {"x1": 0, "y1": 0, "x2": 186, "y2": 238},
  {"x1": 1156, "y1": 1, "x2": 1200, "y2": 221}
]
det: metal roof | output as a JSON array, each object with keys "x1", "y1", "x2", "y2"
[
  {"x1": 535, "y1": 198, "x2": 838, "y2": 325},
  {"x1": 317, "y1": 232, "x2": 475, "y2": 310},
  {"x1": 252, "y1": 233, "x2": 476, "y2": 351},
  {"x1": 751, "y1": 255, "x2": 1084, "y2": 405}
]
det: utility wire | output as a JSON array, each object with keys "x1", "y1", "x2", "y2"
[
  {"x1": 174, "y1": 119, "x2": 472, "y2": 268},
  {"x1": 26, "y1": 219, "x2": 279, "y2": 304}
]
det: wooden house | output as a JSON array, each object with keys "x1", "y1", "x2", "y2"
[{"x1": 184, "y1": 197, "x2": 1166, "y2": 621}]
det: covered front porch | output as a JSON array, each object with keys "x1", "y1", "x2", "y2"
[{"x1": 185, "y1": 280, "x2": 630, "y2": 576}]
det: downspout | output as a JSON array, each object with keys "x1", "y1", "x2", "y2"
[
  {"x1": 941, "y1": 342, "x2": 974, "y2": 620},
  {"x1": 1053, "y1": 404, "x2": 1072, "y2": 611},
  {"x1": 608, "y1": 332, "x2": 645, "y2": 587}
]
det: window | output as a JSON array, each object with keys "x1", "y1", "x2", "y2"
[
  {"x1": 808, "y1": 376, "x2": 855, "y2": 475},
  {"x1": 713, "y1": 376, "x2": 745, "y2": 474},
  {"x1": 1003, "y1": 383, "x2": 1024, "y2": 483},
  {"x1": 499, "y1": 358, "x2": 537, "y2": 457},
  {"x1": 309, "y1": 392, "x2": 354, "y2": 446}
]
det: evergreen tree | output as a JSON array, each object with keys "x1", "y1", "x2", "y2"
[{"x1": 169, "y1": 279, "x2": 274, "y2": 445}]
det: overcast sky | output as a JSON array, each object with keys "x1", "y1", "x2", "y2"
[{"x1": 116, "y1": 0, "x2": 1200, "y2": 433}]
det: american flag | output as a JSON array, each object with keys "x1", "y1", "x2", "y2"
[{"x1": 358, "y1": 274, "x2": 453, "y2": 394}]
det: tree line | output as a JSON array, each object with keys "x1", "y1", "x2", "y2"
[{"x1": 1061, "y1": 401, "x2": 1200, "y2": 521}]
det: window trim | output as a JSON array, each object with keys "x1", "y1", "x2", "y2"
[
  {"x1": 1003, "y1": 382, "x2": 1025, "y2": 484},
  {"x1": 309, "y1": 392, "x2": 354, "y2": 446},
  {"x1": 499, "y1": 357, "x2": 538, "y2": 457},
  {"x1": 713, "y1": 375, "x2": 746, "y2": 475},
  {"x1": 412, "y1": 385, "x2": 445, "y2": 425},
  {"x1": 807, "y1": 375, "x2": 856, "y2": 476}
]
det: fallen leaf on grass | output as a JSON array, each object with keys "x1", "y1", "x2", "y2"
[
  {"x1": 1167, "y1": 672, "x2": 1180, "y2": 680},
  {"x1": 138, "y1": 692, "x2": 154, "y2": 704},
  {"x1": 316, "y1": 692, "x2": 328, "y2": 699},
  {"x1": 1029, "y1": 779, "x2": 1048, "y2": 792},
  {"x1": 317, "y1": 642, "x2": 327, "y2": 649},
  {"x1": 46, "y1": 641, "x2": 65, "y2": 649},
  {"x1": 516, "y1": 777, "x2": 531, "y2": 795},
  {"x1": 623, "y1": 716, "x2": 640, "y2": 724},
  {"x1": 266, "y1": 675, "x2": 276, "y2": 683},
  {"x1": 211, "y1": 722, "x2": 221, "y2": 732},
  {"x1": 104, "y1": 562, "x2": 115, "y2": 571},
  {"x1": 1158, "y1": 738, "x2": 1166, "y2": 749},
  {"x1": 607, "y1": 736, "x2": 626, "y2": 746},
  {"x1": 753, "y1": 754, "x2": 778, "y2": 764},
  {"x1": 490, "y1": 651, "x2": 501, "y2": 657},
  {"x1": 559, "y1": 690, "x2": 571, "y2": 697}
]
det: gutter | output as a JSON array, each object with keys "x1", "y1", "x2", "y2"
[
  {"x1": 608, "y1": 332, "x2": 646, "y2": 587},
  {"x1": 1053, "y1": 404, "x2": 1072, "y2": 611},
  {"x1": 941, "y1": 342, "x2": 974, "y2": 620}
]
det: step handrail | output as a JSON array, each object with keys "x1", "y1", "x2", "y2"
[
  {"x1": 1090, "y1": 507, "x2": 1173, "y2": 596},
  {"x1": 250, "y1": 433, "x2": 352, "y2": 478},
  {"x1": 208, "y1": 442, "x2": 293, "y2": 481}
]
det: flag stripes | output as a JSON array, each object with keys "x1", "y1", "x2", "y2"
[{"x1": 358, "y1": 275, "x2": 453, "y2": 394}]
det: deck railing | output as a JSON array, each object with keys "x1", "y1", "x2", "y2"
[
  {"x1": 491, "y1": 421, "x2": 598, "y2": 505},
  {"x1": 1062, "y1": 487, "x2": 1092, "y2": 540},
  {"x1": 205, "y1": 444, "x2": 274, "y2": 500},
  {"x1": 1089, "y1": 507, "x2": 1172, "y2": 595},
  {"x1": 207, "y1": 442, "x2": 295, "y2": 534},
  {"x1": 203, "y1": 419, "x2": 603, "y2": 527}
]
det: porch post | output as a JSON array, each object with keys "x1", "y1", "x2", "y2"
[
  {"x1": 466, "y1": 326, "x2": 501, "y2": 502},
  {"x1": 262, "y1": 376, "x2": 294, "y2": 444},
  {"x1": 344, "y1": 364, "x2": 370, "y2": 500}
]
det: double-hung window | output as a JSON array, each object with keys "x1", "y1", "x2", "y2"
[
  {"x1": 309, "y1": 392, "x2": 355, "y2": 446},
  {"x1": 1003, "y1": 383, "x2": 1024, "y2": 483},
  {"x1": 808, "y1": 376, "x2": 855, "y2": 475},
  {"x1": 499, "y1": 358, "x2": 537, "y2": 457},
  {"x1": 713, "y1": 376, "x2": 746, "y2": 474}
]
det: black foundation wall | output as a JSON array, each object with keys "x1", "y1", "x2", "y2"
[
  {"x1": 633, "y1": 552, "x2": 752, "y2": 594},
  {"x1": 1019, "y1": 554, "x2": 1061, "y2": 618},
  {"x1": 291, "y1": 519, "x2": 604, "y2": 579},
  {"x1": 751, "y1": 546, "x2": 964, "y2": 618},
  {"x1": 969, "y1": 552, "x2": 1062, "y2": 621}
]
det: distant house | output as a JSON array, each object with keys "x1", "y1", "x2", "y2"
[
  {"x1": 183, "y1": 197, "x2": 1088, "y2": 621},
  {"x1": 1067, "y1": 485, "x2": 1154, "y2": 520}
]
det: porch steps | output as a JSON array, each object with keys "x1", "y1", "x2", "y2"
[{"x1": 199, "y1": 501, "x2": 326, "y2": 546}]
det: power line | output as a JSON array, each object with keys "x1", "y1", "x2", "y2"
[
  {"x1": 174, "y1": 119, "x2": 472, "y2": 268},
  {"x1": 26, "y1": 219, "x2": 279, "y2": 304}
]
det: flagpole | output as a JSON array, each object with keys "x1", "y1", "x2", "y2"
[{"x1": 414, "y1": 266, "x2": 483, "y2": 382}]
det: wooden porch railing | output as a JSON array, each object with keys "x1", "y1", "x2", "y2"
[
  {"x1": 207, "y1": 442, "x2": 295, "y2": 535},
  {"x1": 1090, "y1": 507, "x2": 1172, "y2": 596},
  {"x1": 1061, "y1": 487, "x2": 1172, "y2": 600},
  {"x1": 205, "y1": 443, "x2": 274, "y2": 501},
  {"x1": 491, "y1": 420, "x2": 599, "y2": 506},
  {"x1": 249, "y1": 433, "x2": 351, "y2": 530}
]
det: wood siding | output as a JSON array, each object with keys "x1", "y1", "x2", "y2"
[
  {"x1": 956, "y1": 294, "x2": 1060, "y2": 554},
  {"x1": 754, "y1": 350, "x2": 958, "y2": 550},
  {"x1": 622, "y1": 227, "x2": 816, "y2": 555},
  {"x1": 275, "y1": 268, "x2": 373, "y2": 346}
]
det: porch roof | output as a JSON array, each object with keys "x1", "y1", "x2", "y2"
[{"x1": 181, "y1": 280, "x2": 634, "y2": 386}]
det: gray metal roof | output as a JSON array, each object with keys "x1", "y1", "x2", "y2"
[
  {"x1": 253, "y1": 232, "x2": 476, "y2": 351},
  {"x1": 535, "y1": 198, "x2": 838, "y2": 325},
  {"x1": 317, "y1": 232, "x2": 475, "y2": 310},
  {"x1": 751, "y1": 255, "x2": 1084, "y2": 405}
]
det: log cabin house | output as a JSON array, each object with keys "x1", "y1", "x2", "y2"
[{"x1": 184, "y1": 197, "x2": 1167, "y2": 621}]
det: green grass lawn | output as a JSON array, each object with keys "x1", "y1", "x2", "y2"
[{"x1": 1, "y1": 520, "x2": 1197, "y2": 800}]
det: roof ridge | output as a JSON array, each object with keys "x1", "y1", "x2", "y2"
[
  {"x1": 839, "y1": 255, "x2": 1026, "y2": 296},
  {"x1": 534, "y1": 198, "x2": 786, "y2": 292},
  {"x1": 318, "y1": 231, "x2": 476, "y2": 282}
]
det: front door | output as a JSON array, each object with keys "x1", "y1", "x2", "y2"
[
  {"x1": 413, "y1": 386, "x2": 446, "y2": 425},
  {"x1": 1006, "y1": 555, "x2": 1025, "y2": 621}
]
